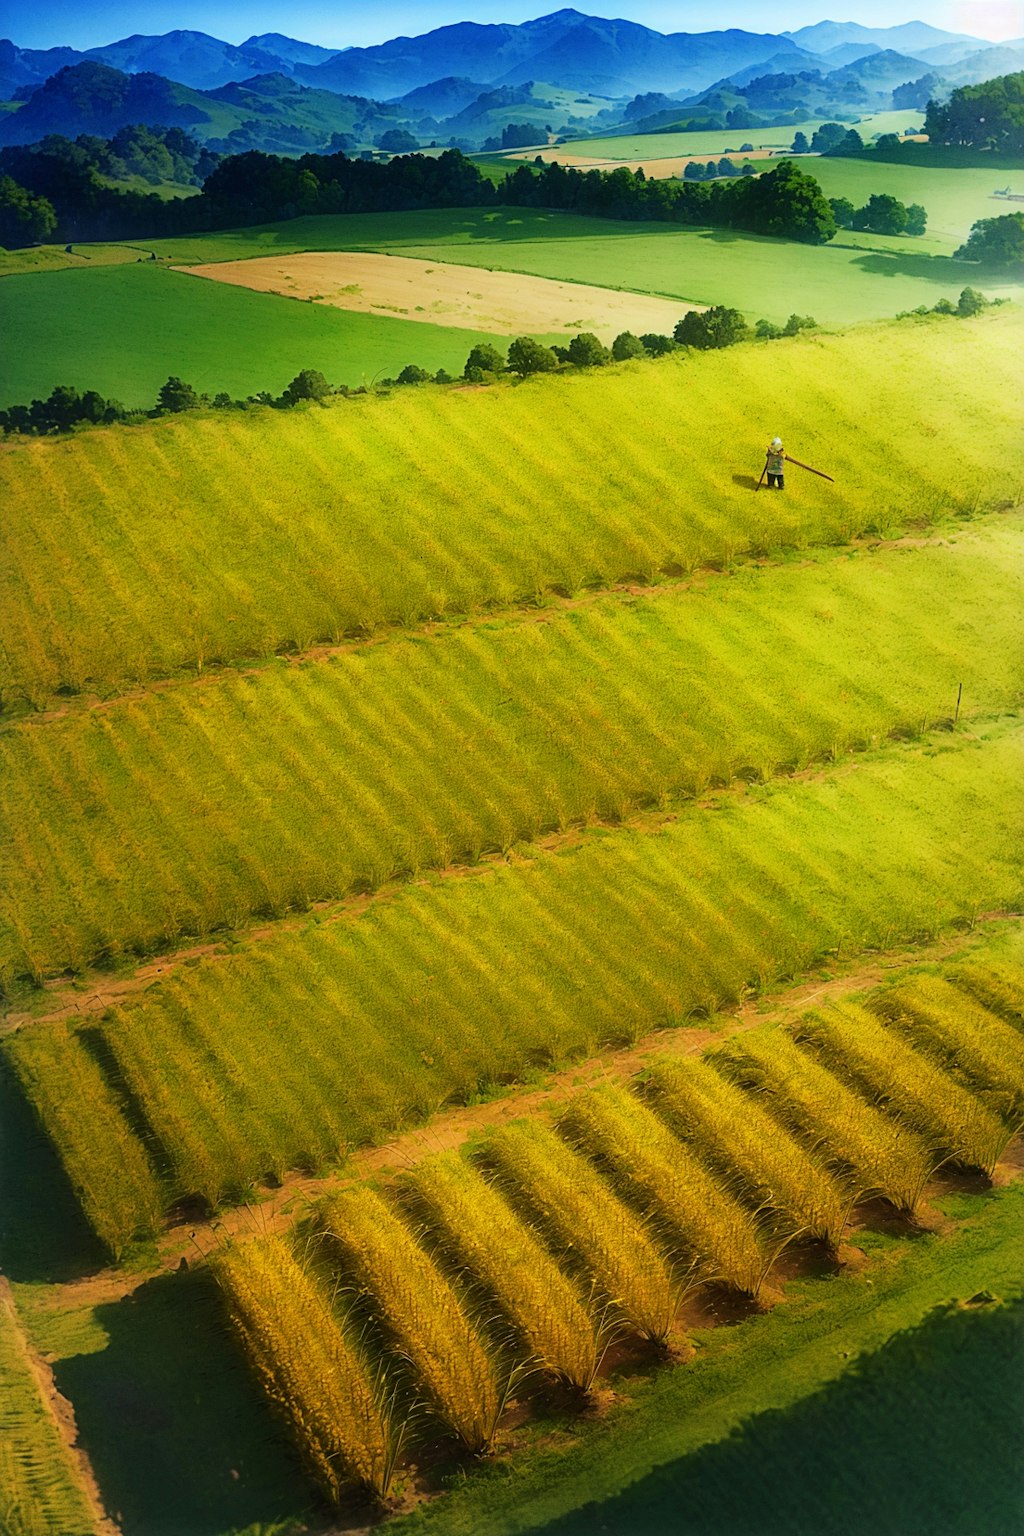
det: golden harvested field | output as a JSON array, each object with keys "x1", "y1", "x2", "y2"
[{"x1": 176, "y1": 251, "x2": 695, "y2": 340}]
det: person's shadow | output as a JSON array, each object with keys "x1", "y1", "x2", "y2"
[{"x1": 732, "y1": 474, "x2": 761, "y2": 490}]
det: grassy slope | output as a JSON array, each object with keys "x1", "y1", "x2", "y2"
[
  {"x1": 808, "y1": 158, "x2": 1024, "y2": 253},
  {"x1": 6, "y1": 721, "x2": 1022, "y2": 1239},
  {"x1": 0, "y1": 263, "x2": 529, "y2": 408},
  {"x1": 560, "y1": 111, "x2": 922, "y2": 159},
  {"x1": 15, "y1": 206, "x2": 1022, "y2": 324},
  {"x1": 2, "y1": 309, "x2": 1020, "y2": 708},
  {"x1": 1, "y1": 523, "x2": 1021, "y2": 983},
  {"x1": 0, "y1": 1287, "x2": 95, "y2": 1536},
  {"x1": 391, "y1": 1184, "x2": 1024, "y2": 1536}
]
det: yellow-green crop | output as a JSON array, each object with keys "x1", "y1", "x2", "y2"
[
  {"x1": 7, "y1": 724, "x2": 1021, "y2": 1241},
  {"x1": 1, "y1": 522, "x2": 1020, "y2": 987},
  {"x1": 1, "y1": 311, "x2": 1020, "y2": 707}
]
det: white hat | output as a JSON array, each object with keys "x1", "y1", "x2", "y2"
[{"x1": 771, "y1": 437, "x2": 782, "y2": 447}]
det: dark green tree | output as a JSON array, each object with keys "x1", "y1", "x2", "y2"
[
  {"x1": 0, "y1": 175, "x2": 57, "y2": 246},
  {"x1": 853, "y1": 193, "x2": 908, "y2": 235},
  {"x1": 463, "y1": 343, "x2": 505, "y2": 376},
  {"x1": 506, "y1": 336, "x2": 558, "y2": 376},
  {"x1": 674, "y1": 306, "x2": 749, "y2": 349},
  {"x1": 736, "y1": 159, "x2": 836, "y2": 244},
  {"x1": 397, "y1": 363, "x2": 432, "y2": 384},
  {"x1": 829, "y1": 196, "x2": 856, "y2": 228},
  {"x1": 283, "y1": 368, "x2": 330, "y2": 402},
  {"x1": 639, "y1": 333, "x2": 676, "y2": 356},
  {"x1": 567, "y1": 332, "x2": 610, "y2": 367},
  {"x1": 611, "y1": 331, "x2": 645, "y2": 360},
  {"x1": 810, "y1": 122, "x2": 846, "y2": 153},
  {"x1": 717, "y1": 158, "x2": 738, "y2": 178},
  {"x1": 955, "y1": 212, "x2": 1024, "y2": 264},
  {"x1": 783, "y1": 313, "x2": 816, "y2": 335},
  {"x1": 957, "y1": 286, "x2": 989, "y2": 316},
  {"x1": 156, "y1": 376, "x2": 199, "y2": 412},
  {"x1": 905, "y1": 202, "x2": 928, "y2": 236},
  {"x1": 791, "y1": 131, "x2": 809, "y2": 153},
  {"x1": 755, "y1": 318, "x2": 783, "y2": 339},
  {"x1": 378, "y1": 129, "x2": 420, "y2": 152},
  {"x1": 683, "y1": 160, "x2": 704, "y2": 180}
]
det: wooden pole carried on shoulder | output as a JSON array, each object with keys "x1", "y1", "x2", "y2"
[
  {"x1": 754, "y1": 458, "x2": 769, "y2": 492},
  {"x1": 784, "y1": 454, "x2": 835, "y2": 483}
]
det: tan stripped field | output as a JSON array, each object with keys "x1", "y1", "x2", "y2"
[{"x1": 176, "y1": 251, "x2": 698, "y2": 340}]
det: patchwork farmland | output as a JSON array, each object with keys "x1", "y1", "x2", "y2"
[{"x1": 1, "y1": 298, "x2": 1022, "y2": 1535}]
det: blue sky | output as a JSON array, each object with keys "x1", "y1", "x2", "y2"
[{"x1": 8, "y1": 0, "x2": 1020, "y2": 51}]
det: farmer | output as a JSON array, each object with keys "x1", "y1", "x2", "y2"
[{"x1": 765, "y1": 436, "x2": 785, "y2": 490}]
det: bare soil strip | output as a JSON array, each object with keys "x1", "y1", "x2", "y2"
[
  {"x1": 175, "y1": 251, "x2": 698, "y2": 341},
  {"x1": 41, "y1": 916, "x2": 1020, "y2": 1315},
  {"x1": 1, "y1": 525, "x2": 978, "y2": 738},
  {"x1": 1, "y1": 1276, "x2": 118, "y2": 1536}
]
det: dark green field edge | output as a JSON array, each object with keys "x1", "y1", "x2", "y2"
[
  {"x1": 1, "y1": 522, "x2": 1020, "y2": 992},
  {"x1": 389, "y1": 1196, "x2": 1024, "y2": 1536},
  {"x1": 4, "y1": 720, "x2": 1022, "y2": 1258}
]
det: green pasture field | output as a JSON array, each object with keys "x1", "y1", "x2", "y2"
[
  {"x1": 1, "y1": 521, "x2": 1020, "y2": 986},
  {"x1": 808, "y1": 158, "x2": 1024, "y2": 253},
  {"x1": 0, "y1": 262, "x2": 526, "y2": 409},
  {"x1": 6, "y1": 720, "x2": 1022, "y2": 1247},
  {"x1": 3, "y1": 308, "x2": 1021, "y2": 709},
  {"x1": 0, "y1": 1287, "x2": 94, "y2": 1536},
  {"x1": 559, "y1": 111, "x2": 923, "y2": 160}
]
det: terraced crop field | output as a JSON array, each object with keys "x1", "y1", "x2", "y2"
[
  {"x1": 2, "y1": 309, "x2": 1021, "y2": 709},
  {"x1": 207, "y1": 957, "x2": 1024, "y2": 1504},
  {"x1": 2, "y1": 304, "x2": 1022, "y2": 1534}
]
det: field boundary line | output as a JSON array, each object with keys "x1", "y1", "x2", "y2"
[
  {"x1": 36, "y1": 914, "x2": 1023, "y2": 1311},
  {"x1": 3, "y1": 512, "x2": 1016, "y2": 731},
  {"x1": 1, "y1": 1276, "x2": 119, "y2": 1536}
]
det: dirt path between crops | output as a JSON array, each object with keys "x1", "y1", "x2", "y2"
[
  {"x1": 0, "y1": 1277, "x2": 119, "y2": 1536},
  {"x1": 40, "y1": 916, "x2": 1020, "y2": 1314},
  {"x1": 4, "y1": 708, "x2": 1008, "y2": 1036},
  {"x1": 175, "y1": 251, "x2": 699, "y2": 342},
  {"x1": 4, "y1": 519, "x2": 995, "y2": 740}
]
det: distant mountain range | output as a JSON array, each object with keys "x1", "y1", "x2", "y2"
[
  {"x1": 1, "y1": 12, "x2": 1021, "y2": 156},
  {"x1": 4, "y1": 11, "x2": 1009, "y2": 101}
]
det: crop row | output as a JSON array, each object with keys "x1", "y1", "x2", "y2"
[
  {"x1": 213, "y1": 973, "x2": 1023, "y2": 1505},
  {"x1": 2, "y1": 523, "x2": 1021, "y2": 987},
  {"x1": 5, "y1": 724, "x2": 1022, "y2": 1256},
  {"x1": 2, "y1": 311, "x2": 1021, "y2": 706},
  {"x1": 0, "y1": 1286, "x2": 95, "y2": 1536}
]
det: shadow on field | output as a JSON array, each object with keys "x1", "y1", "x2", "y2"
[
  {"x1": 532, "y1": 1297, "x2": 1024, "y2": 1536},
  {"x1": 54, "y1": 1268, "x2": 315, "y2": 1536},
  {"x1": 848, "y1": 247, "x2": 981, "y2": 286},
  {"x1": 731, "y1": 474, "x2": 761, "y2": 491},
  {"x1": 0, "y1": 1058, "x2": 106, "y2": 1283}
]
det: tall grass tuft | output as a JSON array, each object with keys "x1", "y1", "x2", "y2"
[
  {"x1": 871, "y1": 976, "x2": 1024, "y2": 1126},
  {"x1": 561, "y1": 1083, "x2": 771, "y2": 1296},
  {"x1": 214, "y1": 1235, "x2": 400, "y2": 1503},
  {"x1": 715, "y1": 1030, "x2": 935, "y2": 1214},
  {"x1": 947, "y1": 960, "x2": 1024, "y2": 1033},
  {"x1": 484, "y1": 1118, "x2": 680, "y2": 1343},
  {"x1": 644, "y1": 1055, "x2": 848, "y2": 1246},
  {"x1": 4, "y1": 1023, "x2": 164, "y2": 1258},
  {"x1": 799, "y1": 1001, "x2": 1013, "y2": 1175},
  {"x1": 317, "y1": 1185, "x2": 501, "y2": 1450},
  {"x1": 405, "y1": 1152, "x2": 600, "y2": 1390}
]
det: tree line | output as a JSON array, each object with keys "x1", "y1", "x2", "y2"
[
  {"x1": 1, "y1": 289, "x2": 998, "y2": 439},
  {"x1": 0, "y1": 136, "x2": 840, "y2": 246}
]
